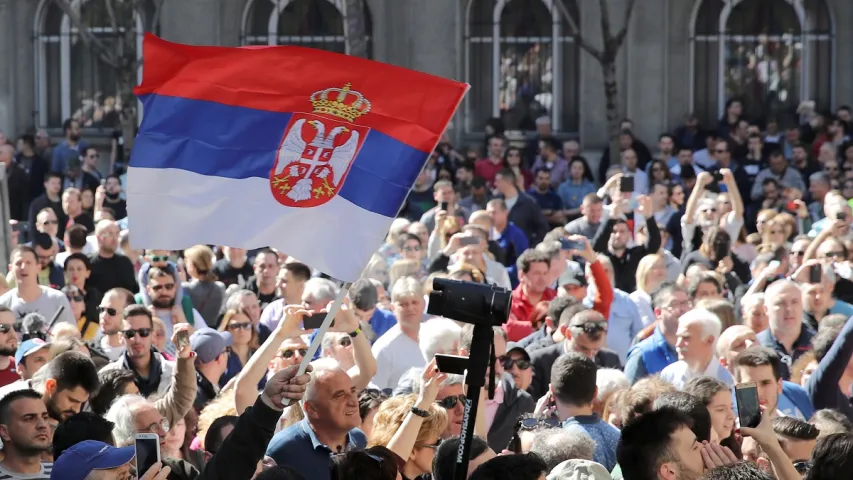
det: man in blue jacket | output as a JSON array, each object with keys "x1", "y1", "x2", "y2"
[{"x1": 624, "y1": 284, "x2": 690, "y2": 383}]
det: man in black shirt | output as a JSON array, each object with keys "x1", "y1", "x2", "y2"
[
  {"x1": 101, "y1": 174, "x2": 128, "y2": 220},
  {"x1": 591, "y1": 195, "x2": 660, "y2": 292},
  {"x1": 213, "y1": 246, "x2": 255, "y2": 287},
  {"x1": 61, "y1": 188, "x2": 95, "y2": 234},
  {"x1": 28, "y1": 172, "x2": 68, "y2": 240},
  {"x1": 88, "y1": 220, "x2": 138, "y2": 299},
  {"x1": 240, "y1": 249, "x2": 280, "y2": 310}
]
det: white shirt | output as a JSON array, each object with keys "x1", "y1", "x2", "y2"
[
  {"x1": 629, "y1": 290, "x2": 655, "y2": 328},
  {"x1": 99, "y1": 335, "x2": 126, "y2": 362},
  {"x1": 660, "y1": 359, "x2": 734, "y2": 390},
  {"x1": 370, "y1": 324, "x2": 427, "y2": 390}
]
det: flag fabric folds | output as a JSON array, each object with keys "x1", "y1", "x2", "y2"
[{"x1": 127, "y1": 34, "x2": 468, "y2": 282}]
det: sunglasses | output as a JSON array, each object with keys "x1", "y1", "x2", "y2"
[
  {"x1": 700, "y1": 208, "x2": 717, "y2": 213},
  {"x1": 122, "y1": 328, "x2": 152, "y2": 339},
  {"x1": 517, "y1": 416, "x2": 560, "y2": 431},
  {"x1": 278, "y1": 348, "x2": 307, "y2": 359},
  {"x1": 418, "y1": 439, "x2": 442, "y2": 449},
  {"x1": 790, "y1": 251, "x2": 806, "y2": 257},
  {"x1": 149, "y1": 255, "x2": 169, "y2": 263},
  {"x1": 822, "y1": 251, "x2": 846, "y2": 259},
  {"x1": 228, "y1": 322, "x2": 252, "y2": 331},
  {"x1": 41, "y1": 220, "x2": 58, "y2": 225},
  {"x1": 339, "y1": 336, "x2": 352, "y2": 347},
  {"x1": 437, "y1": 394, "x2": 467, "y2": 410},
  {"x1": 151, "y1": 283, "x2": 176, "y2": 292},
  {"x1": 499, "y1": 355, "x2": 530, "y2": 370},
  {"x1": 66, "y1": 295, "x2": 84, "y2": 303},
  {"x1": 98, "y1": 306, "x2": 117, "y2": 316},
  {"x1": 793, "y1": 461, "x2": 811, "y2": 474},
  {"x1": 0, "y1": 324, "x2": 15, "y2": 334},
  {"x1": 570, "y1": 321, "x2": 608, "y2": 335}
]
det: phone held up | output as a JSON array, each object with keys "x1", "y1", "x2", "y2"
[
  {"x1": 735, "y1": 382, "x2": 761, "y2": 429},
  {"x1": 302, "y1": 313, "x2": 333, "y2": 330},
  {"x1": 619, "y1": 175, "x2": 634, "y2": 194},
  {"x1": 175, "y1": 329, "x2": 190, "y2": 351},
  {"x1": 135, "y1": 433, "x2": 161, "y2": 475}
]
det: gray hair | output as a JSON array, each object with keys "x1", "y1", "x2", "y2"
[
  {"x1": 304, "y1": 358, "x2": 343, "y2": 405},
  {"x1": 596, "y1": 368, "x2": 629, "y2": 404},
  {"x1": 302, "y1": 278, "x2": 339, "y2": 305},
  {"x1": 419, "y1": 318, "x2": 462, "y2": 361},
  {"x1": 740, "y1": 292, "x2": 765, "y2": 311},
  {"x1": 391, "y1": 276, "x2": 423, "y2": 303},
  {"x1": 105, "y1": 394, "x2": 153, "y2": 447},
  {"x1": 530, "y1": 427, "x2": 595, "y2": 471},
  {"x1": 810, "y1": 171, "x2": 830, "y2": 186},
  {"x1": 535, "y1": 241, "x2": 562, "y2": 260},
  {"x1": 679, "y1": 308, "x2": 722, "y2": 341},
  {"x1": 224, "y1": 289, "x2": 257, "y2": 312},
  {"x1": 321, "y1": 332, "x2": 348, "y2": 356}
]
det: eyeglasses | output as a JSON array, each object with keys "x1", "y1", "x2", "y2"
[
  {"x1": 339, "y1": 336, "x2": 352, "y2": 347},
  {"x1": 140, "y1": 418, "x2": 170, "y2": 434},
  {"x1": 149, "y1": 256, "x2": 169, "y2": 263},
  {"x1": 228, "y1": 322, "x2": 252, "y2": 331},
  {"x1": 499, "y1": 355, "x2": 530, "y2": 370},
  {"x1": 122, "y1": 328, "x2": 152, "y2": 339},
  {"x1": 822, "y1": 251, "x2": 846, "y2": 259},
  {"x1": 151, "y1": 283, "x2": 176, "y2": 292},
  {"x1": 402, "y1": 246, "x2": 422, "y2": 252},
  {"x1": 278, "y1": 348, "x2": 307, "y2": 359},
  {"x1": 790, "y1": 251, "x2": 806, "y2": 257},
  {"x1": 418, "y1": 439, "x2": 443, "y2": 449},
  {"x1": 437, "y1": 394, "x2": 467, "y2": 410},
  {"x1": 0, "y1": 324, "x2": 15, "y2": 334},
  {"x1": 570, "y1": 321, "x2": 608, "y2": 335},
  {"x1": 66, "y1": 295, "x2": 84, "y2": 303},
  {"x1": 98, "y1": 306, "x2": 117, "y2": 316},
  {"x1": 700, "y1": 208, "x2": 717, "y2": 213}
]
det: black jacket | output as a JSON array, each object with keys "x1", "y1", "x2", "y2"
[
  {"x1": 7, "y1": 163, "x2": 30, "y2": 221},
  {"x1": 592, "y1": 218, "x2": 661, "y2": 292},
  {"x1": 198, "y1": 396, "x2": 283, "y2": 480},
  {"x1": 486, "y1": 374, "x2": 535, "y2": 453},
  {"x1": 528, "y1": 342, "x2": 622, "y2": 400},
  {"x1": 502, "y1": 192, "x2": 549, "y2": 246}
]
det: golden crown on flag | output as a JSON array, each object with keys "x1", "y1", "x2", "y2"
[{"x1": 310, "y1": 84, "x2": 372, "y2": 122}]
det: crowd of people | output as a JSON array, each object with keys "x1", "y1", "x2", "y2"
[{"x1": 0, "y1": 102, "x2": 852, "y2": 480}]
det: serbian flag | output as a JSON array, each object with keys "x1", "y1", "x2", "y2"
[{"x1": 127, "y1": 34, "x2": 468, "y2": 282}]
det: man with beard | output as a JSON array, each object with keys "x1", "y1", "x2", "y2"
[
  {"x1": 617, "y1": 408, "x2": 705, "y2": 480},
  {"x1": 0, "y1": 390, "x2": 53, "y2": 478},
  {"x1": 0, "y1": 351, "x2": 99, "y2": 424},
  {"x1": 51, "y1": 118, "x2": 87, "y2": 174},
  {"x1": 240, "y1": 249, "x2": 281, "y2": 310},
  {"x1": 100, "y1": 305, "x2": 197, "y2": 407},
  {"x1": 88, "y1": 220, "x2": 138, "y2": 296},
  {"x1": 0, "y1": 307, "x2": 19, "y2": 387},
  {"x1": 143, "y1": 267, "x2": 207, "y2": 345},
  {"x1": 100, "y1": 175, "x2": 128, "y2": 221}
]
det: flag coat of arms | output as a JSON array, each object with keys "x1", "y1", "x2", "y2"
[{"x1": 128, "y1": 34, "x2": 468, "y2": 282}]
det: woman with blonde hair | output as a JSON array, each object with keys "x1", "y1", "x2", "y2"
[
  {"x1": 630, "y1": 254, "x2": 667, "y2": 327},
  {"x1": 369, "y1": 361, "x2": 448, "y2": 480},
  {"x1": 427, "y1": 212, "x2": 463, "y2": 261},
  {"x1": 756, "y1": 209, "x2": 778, "y2": 236},
  {"x1": 183, "y1": 245, "x2": 226, "y2": 324},
  {"x1": 760, "y1": 218, "x2": 789, "y2": 250},
  {"x1": 217, "y1": 308, "x2": 261, "y2": 388}
]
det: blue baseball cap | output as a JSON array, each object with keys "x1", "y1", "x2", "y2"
[
  {"x1": 190, "y1": 328, "x2": 233, "y2": 363},
  {"x1": 51, "y1": 440, "x2": 135, "y2": 480},
  {"x1": 15, "y1": 338, "x2": 50, "y2": 366}
]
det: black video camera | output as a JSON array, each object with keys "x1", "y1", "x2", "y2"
[{"x1": 426, "y1": 278, "x2": 511, "y2": 326}]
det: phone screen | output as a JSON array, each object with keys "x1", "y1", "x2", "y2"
[
  {"x1": 459, "y1": 236, "x2": 480, "y2": 247},
  {"x1": 439, "y1": 201, "x2": 449, "y2": 211},
  {"x1": 302, "y1": 313, "x2": 333, "y2": 330},
  {"x1": 620, "y1": 175, "x2": 634, "y2": 193},
  {"x1": 175, "y1": 330, "x2": 190, "y2": 350},
  {"x1": 809, "y1": 264, "x2": 822, "y2": 284},
  {"x1": 135, "y1": 436, "x2": 160, "y2": 474},
  {"x1": 434, "y1": 354, "x2": 469, "y2": 374},
  {"x1": 560, "y1": 239, "x2": 583, "y2": 251},
  {"x1": 735, "y1": 383, "x2": 761, "y2": 429}
]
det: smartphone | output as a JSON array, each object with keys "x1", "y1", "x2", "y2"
[
  {"x1": 620, "y1": 175, "x2": 634, "y2": 193},
  {"x1": 560, "y1": 238, "x2": 583, "y2": 251},
  {"x1": 135, "y1": 433, "x2": 161, "y2": 475},
  {"x1": 735, "y1": 383, "x2": 761, "y2": 429},
  {"x1": 459, "y1": 236, "x2": 480, "y2": 247},
  {"x1": 439, "y1": 201, "x2": 449, "y2": 211},
  {"x1": 712, "y1": 172, "x2": 724, "y2": 183},
  {"x1": 175, "y1": 329, "x2": 190, "y2": 350},
  {"x1": 435, "y1": 354, "x2": 469, "y2": 375},
  {"x1": 809, "y1": 264, "x2": 822, "y2": 283},
  {"x1": 302, "y1": 313, "x2": 333, "y2": 330}
]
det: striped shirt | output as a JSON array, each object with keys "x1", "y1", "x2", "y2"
[{"x1": 0, "y1": 462, "x2": 52, "y2": 479}]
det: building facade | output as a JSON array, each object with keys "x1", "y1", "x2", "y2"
[{"x1": 0, "y1": 0, "x2": 850, "y2": 149}]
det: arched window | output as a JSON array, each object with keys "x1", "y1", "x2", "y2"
[
  {"x1": 241, "y1": 0, "x2": 373, "y2": 56},
  {"x1": 691, "y1": 0, "x2": 833, "y2": 126},
  {"x1": 465, "y1": 0, "x2": 579, "y2": 134},
  {"x1": 34, "y1": 0, "x2": 145, "y2": 129}
]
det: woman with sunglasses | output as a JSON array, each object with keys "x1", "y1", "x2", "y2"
[
  {"x1": 217, "y1": 308, "x2": 263, "y2": 389},
  {"x1": 61, "y1": 284, "x2": 87, "y2": 336},
  {"x1": 368, "y1": 360, "x2": 448, "y2": 480}
]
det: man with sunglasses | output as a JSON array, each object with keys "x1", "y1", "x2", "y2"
[
  {"x1": 504, "y1": 343, "x2": 533, "y2": 392},
  {"x1": 137, "y1": 266, "x2": 207, "y2": 349},
  {"x1": 529, "y1": 310, "x2": 620, "y2": 401},
  {"x1": 96, "y1": 288, "x2": 132, "y2": 361},
  {"x1": 100, "y1": 304, "x2": 197, "y2": 416},
  {"x1": 0, "y1": 307, "x2": 19, "y2": 388}
]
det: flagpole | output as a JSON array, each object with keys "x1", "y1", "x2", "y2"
[{"x1": 282, "y1": 281, "x2": 353, "y2": 406}]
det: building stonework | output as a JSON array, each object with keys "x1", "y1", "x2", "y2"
[{"x1": 0, "y1": 0, "x2": 849, "y2": 149}]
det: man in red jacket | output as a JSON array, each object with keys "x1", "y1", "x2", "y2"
[{"x1": 505, "y1": 249, "x2": 556, "y2": 341}]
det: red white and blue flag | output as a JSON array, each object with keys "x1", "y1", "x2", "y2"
[{"x1": 127, "y1": 34, "x2": 468, "y2": 281}]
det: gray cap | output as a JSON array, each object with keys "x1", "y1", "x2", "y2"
[
  {"x1": 190, "y1": 328, "x2": 233, "y2": 364},
  {"x1": 548, "y1": 459, "x2": 611, "y2": 480},
  {"x1": 558, "y1": 261, "x2": 587, "y2": 288}
]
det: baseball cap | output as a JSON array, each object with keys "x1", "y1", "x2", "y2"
[
  {"x1": 505, "y1": 342, "x2": 530, "y2": 362},
  {"x1": 547, "y1": 459, "x2": 611, "y2": 480},
  {"x1": 558, "y1": 261, "x2": 587, "y2": 288},
  {"x1": 190, "y1": 328, "x2": 233, "y2": 364},
  {"x1": 15, "y1": 338, "x2": 50, "y2": 366},
  {"x1": 51, "y1": 440, "x2": 135, "y2": 480}
]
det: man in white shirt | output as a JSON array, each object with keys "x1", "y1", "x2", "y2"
[
  {"x1": 660, "y1": 308, "x2": 733, "y2": 389},
  {"x1": 0, "y1": 246, "x2": 75, "y2": 326},
  {"x1": 370, "y1": 277, "x2": 428, "y2": 390},
  {"x1": 97, "y1": 288, "x2": 133, "y2": 361}
]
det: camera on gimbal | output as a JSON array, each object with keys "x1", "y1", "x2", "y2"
[{"x1": 426, "y1": 278, "x2": 511, "y2": 326}]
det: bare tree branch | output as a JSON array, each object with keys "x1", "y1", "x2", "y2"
[
  {"x1": 598, "y1": 0, "x2": 614, "y2": 40},
  {"x1": 150, "y1": 0, "x2": 165, "y2": 33},
  {"x1": 554, "y1": 0, "x2": 604, "y2": 63},
  {"x1": 53, "y1": 0, "x2": 119, "y2": 69},
  {"x1": 104, "y1": 0, "x2": 118, "y2": 32},
  {"x1": 614, "y1": 0, "x2": 638, "y2": 50}
]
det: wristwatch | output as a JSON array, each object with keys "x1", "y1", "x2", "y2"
[
  {"x1": 410, "y1": 407, "x2": 430, "y2": 418},
  {"x1": 348, "y1": 328, "x2": 361, "y2": 338}
]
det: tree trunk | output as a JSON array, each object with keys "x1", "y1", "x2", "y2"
[
  {"x1": 342, "y1": 0, "x2": 368, "y2": 58},
  {"x1": 602, "y1": 59, "x2": 621, "y2": 169}
]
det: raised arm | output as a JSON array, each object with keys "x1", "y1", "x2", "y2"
[
  {"x1": 721, "y1": 168, "x2": 744, "y2": 220},
  {"x1": 325, "y1": 301, "x2": 377, "y2": 392},
  {"x1": 385, "y1": 359, "x2": 446, "y2": 461},
  {"x1": 683, "y1": 172, "x2": 713, "y2": 225},
  {"x1": 154, "y1": 323, "x2": 197, "y2": 425}
]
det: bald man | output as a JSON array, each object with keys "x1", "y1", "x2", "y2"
[
  {"x1": 88, "y1": 220, "x2": 139, "y2": 296},
  {"x1": 717, "y1": 325, "x2": 758, "y2": 375},
  {"x1": 756, "y1": 280, "x2": 811, "y2": 380}
]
